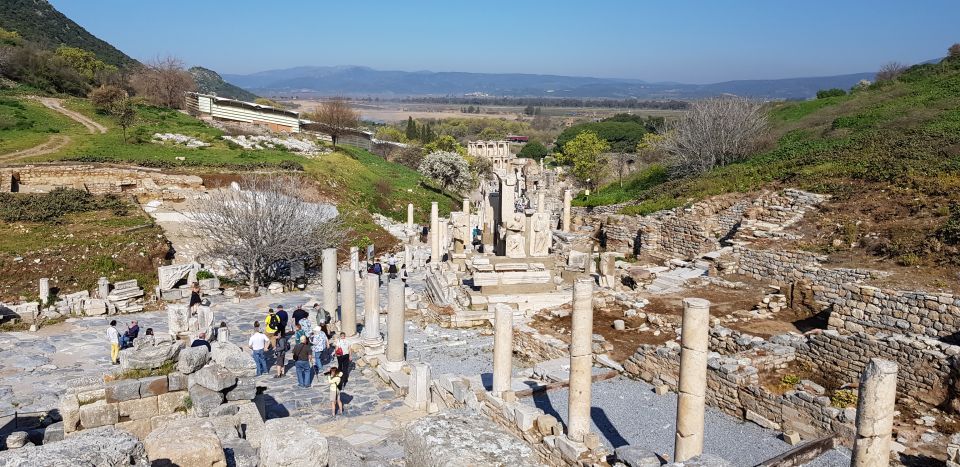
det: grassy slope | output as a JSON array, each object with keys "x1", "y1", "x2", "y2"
[
  {"x1": 579, "y1": 58, "x2": 960, "y2": 215},
  {"x1": 0, "y1": 96, "x2": 87, "y2": 154}
]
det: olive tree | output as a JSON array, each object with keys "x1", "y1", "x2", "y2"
[
  {"x1": 189, "y1": 175, "x2": 344, "y2": 292},
  {"x1": 418, "y1": 150, "x2": 471, "y2": 195},
  {"x1": 657, "y1": 96, "x2": 767, "y2": 176}
]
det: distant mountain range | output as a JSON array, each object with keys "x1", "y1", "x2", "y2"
[{"x1": 223, "y1": 65, "x2": 876, "y2": 100}]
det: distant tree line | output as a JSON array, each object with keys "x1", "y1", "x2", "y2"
[{"x1": 400, "y1": 96, "x2": 689, "y2": 110}]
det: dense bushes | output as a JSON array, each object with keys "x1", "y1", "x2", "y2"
[
  {"x1": 0, "y1": 188, "x2": 128, "y2": 222},
  {"x1": 816, "y1": 88, "x2": 846, "y2": 99}
]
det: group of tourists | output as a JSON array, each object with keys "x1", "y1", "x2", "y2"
[
  {"x1": 106, "y1": 320, "x2": 152, "y2": 365},
  {"x1": 247, "y1": 303, "x2": 351, "y2": 416},
  {"x1": 365, "y1": 253, "x2": 408, "y2": 285}
]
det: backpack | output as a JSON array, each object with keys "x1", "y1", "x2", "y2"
[
  {"x1": 372, "y1": 263, "x2": 382, "y2": 275},
  {"x1": 268, "y1": 314, "x2": 280, "y2": 330}
]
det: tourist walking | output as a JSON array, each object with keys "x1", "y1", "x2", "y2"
[
  {"x1": 334, "y1": 332, "x2": 350, "y2": 385},
  {"x1": 189, "y1": 282, "x2": 202, "y2": 314},
  {"x1": 312, "y1": 303, "x2": 329, "y2": 326},
  {"x1": 264, "y1": 309, "x2": 280, "y2": 350},
  {"x1": 327, "y1": 367, "x2": 344, "y2": 416},
  {"x1": 292, "y1": 335, "x2": 313, "y2": 388},
  {"x1": 276, "y1": 305, "x2": 289, "y2": 338},
  {"x1": 400, "y1": 265, "x2": 408, "y2": 285},
  {"x1": 311, "y1": 328, "x2": 328, "y2": 373},
  {"x1": 387, "y1": 254, "x2": 398, "y2": 279},
  {"x1": 273, "y1": 331, "x2": 288, "y2": 378},
  {"x1": 107, "y1": 320, "x2": 120, "y2": 365},
  {"x1": 372, "y1": 261, "x2": 383, "y2": 285},
  {"x1": 292, "y1": 305, "x2": 308, "y2": 330},
  {"x1": 248, "y1": 322, "x2": 270, "y2": 377}
]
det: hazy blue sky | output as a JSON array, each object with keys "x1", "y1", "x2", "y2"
[{"x1": 50, "y1": 0, "x2": 959, "y2": 83}]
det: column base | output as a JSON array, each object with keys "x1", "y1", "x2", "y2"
[{"x1": 381, "y1": 359, "x2": 404, "y2": 372}]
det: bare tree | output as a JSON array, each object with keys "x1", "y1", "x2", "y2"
[
  {"x1": 129, "y1": 56, "x2": 196, "y2": 109},
  {"x1": 189, "y1": 176, "x2": 344, "y2": 292},
  {"x1": 950, "y1": 43, "x2": 960, "y2": 59},
  {"x1": 306, "y1": 97, "x2": 360, "y2": 148},
  {"x1": 875, "y1": 61, "x2": 907, "y2": 82},
  {"x1": 657, "y1": 96, "x2": 767, "y2": 176}
]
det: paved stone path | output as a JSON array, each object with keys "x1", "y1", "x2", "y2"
[{"x1": 522, "y1": 375, "x2": 850, "y2": 466}]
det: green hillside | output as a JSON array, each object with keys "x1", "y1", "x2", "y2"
[
  {"x1": 580, "y1": 56, "x2": 960, "y2": 267},
  {"x1": 189, "y1": 66, "x2": 258, "y2": 101},
  {"x1": 0, "y1": 0, "x2": 138, "y2": 69}
]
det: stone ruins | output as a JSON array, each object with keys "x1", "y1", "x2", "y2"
[{"x1": 1, "y1": 156, "x2": 957, "y2": 466}]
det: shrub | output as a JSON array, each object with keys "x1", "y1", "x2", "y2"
[
  {"x1": 0, "y1": 188, "x2": 129, "y2": 223},
  {"x1": 830, "y1": 389, "x2": 858, "y2": 408},
  {"x1": 938, "y1": 203, "x2": 960, "y2": 245},
  {"x1": 816, "y1": 88, "x2": 846, "y2": 99},
  {"x1": 780, "y1": 374, "x2": 801, "y2": 386},
  {"x1": 196, "y1": 269, "x2": 215, "y2": 280}
]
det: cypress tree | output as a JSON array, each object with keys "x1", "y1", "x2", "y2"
[{"x1": 405, "y1": 116, "x2": 418, "y2": 140}]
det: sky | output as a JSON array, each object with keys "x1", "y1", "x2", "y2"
[{"x1": 50, "y1": 0, "x2": 960, "y2": 84}]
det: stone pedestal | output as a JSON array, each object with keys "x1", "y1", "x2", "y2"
[
  {"x1": 39, "y1": 278, "x2": 50, "y2": 304},
  {"x1": 385, "y1": 280, "x2": 406, "y2": 372},
  {"x1": 340, "y1": 270, "x2": 357, "y2": 336},
  {"x1": 567, "y1": 278, "x2": 594, "y2": 442},
  {"x1": 362, "y1": 274, "x2": 383, "y2": 353},
  {"x1": 674, "y1": 298, "x2": 711, "y2": 463},
  {"x1": 322, "y1": 248, "x2": 338, "y2": 322},
  {"x1": 492, "y1": 304, "x2": 513, "y2": 397},
  {"x1": 430, "y1": 202, "x2": 440, "y2": 265},
  {"x1": 97, "y1": 277, "x2": 110, "y2": 299},
  {"x1": 562, "y1": 189, "x2": 572, "y2": 232},
  {"x1": 405, "y1": 362, "x2": 431, "y2": 410},
  {"x1": 851, "y1": 358, "x2": 898, "y2": 467}
]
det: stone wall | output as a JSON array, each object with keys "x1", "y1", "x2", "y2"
[
  {"x1": 623, "y1": 332, "x2": 855, "y2": 443},
  {"x1": 826, "y1": 284, "x2": 960, "y2": 339},
  {"x1": 513, "y1": 323, "x2": 568, "y2": 363},
  {"x1": 0, "y1": 164, "x2": 203, "y2": 196},
  {"x1": 793, "y1": 330, "x2": 956, "y2": 406}
]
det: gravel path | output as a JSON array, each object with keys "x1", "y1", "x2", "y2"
[{"x1": 523, "y1": 376, "x2": 850, "y2": 466}]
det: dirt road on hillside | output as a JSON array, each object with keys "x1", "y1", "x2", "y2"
[{"x1": 0, "y1": 97, "x2": 107, "y2": 163}]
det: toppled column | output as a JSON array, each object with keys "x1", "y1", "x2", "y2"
[
  {"x1": 362, "y1": 273, "x2": 383, "y2": 352},
  {"x1": 407, "y1": 203, "x2": 415, "y2": 229},
  {"x1": 562, "y1": 189, "x2": 572, "y2": 232},
  {"x1": 39, "y1": 278, "x2": 50, "y2": 304},
  {"x1": 674, "y1": 298, "x2": 711, "y2": 462},
  {"x1": 430, "y1": 202, "x2": 439, "y2": 264},
  {"x1": 492, "y1": 304, "x2": 513, "y2": 398},
  {"x1": 385, "y1": 279, "x2": 406, "y2": 371},
  {"x1": 340, "y1": 269, "x2": 357, "y2": 336},
  {"x1": 322, "y1": 248, "x2": 338, "y2": 323},
  {"x1": 851, "y1": 358, "x2": 898, "y2": 467},
  {"x1": 567, "y1": 277, "x2": 594, "y2": 441},
  {"x1": 97, "y1": 277, "x2": 110, "y2": 299}
]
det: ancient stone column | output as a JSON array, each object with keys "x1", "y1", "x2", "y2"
[
  {"x1": 851, "y1": 358, "x2": 898, "y2": 467},
  {"x1": 349, "y1": 246, "x2": 360, "y2": 276},
  {"x1": 674, "y1": 297, "x2": 711, "y2": 462},
  {"x1": 492, "y1": 304, "x2": 513, "y2": 398},
  {"x1": 538, "y1": 191, "x2": 546, "y2": 213},
  {"x1": 340, "y1": 269, "x2": 357, "y2": 336},
  {"x1": 362, "y1": 273, "x2": 383, "y2": 350},
  {"x1": 567, "y1": 277, "x2": 594, "y2": 441},
  {"x1": 462, "y1": 197, "x2": 470, "y2": 216},
  {"x1": 430, "y1": 202, "x2": 439, "y2": 264},
  {"x1": 39, "y1": 278, "x2": 50, "y2": 304},
  {"x1": 97, "y1": 277, "x2": 110, "y2": 299},
  {"x1": 403, "y1": 245, "x2": 412, "y2": 272},
  {"x1": 407, "y1": 203, "x2": 415, "y2": 229},
  {"x1": 322, "y1": 248, "x2": 338, "y2": 321},
  {"x1": 562, "y1": 189, "x2": 572, "y2": 232},
  {"x1": 385, "y1": 279, "x2": 406, "y2": 371},
  {"x1": 438, "y1": 219, "x2": 448, "y2": 262}
]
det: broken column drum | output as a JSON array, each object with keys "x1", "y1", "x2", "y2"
[
  {"x1": 97, "y1": 277, "x2": 110, "y2": 299},
  {"x1": 430, "y1": 202, "x2": 440, "y2": 264},
  {"x1": 562, "y1": 189, "x2": 572, "y2": 232},
  {"x1": 386, "y1": 279, "x2": 406, "y2": 367},
  {"x1": 567, "y1": 277, "x2": 594, "y2": 442},
  {"x1": 851, "y1": 358, "x2": 898, "y2": 467},
  {"x1": 674, "y1": 297, "x2": 711, "y2": 462},
  {"x1": 39, "y1": 278, "x2": 50, "y2": 304},
  {"x1": 322, "y1": 248, "x2": 338, "y2": 321},
  {"x1": 492, "y1": 305, "x2": 513, "y2": 397},
  {"x1": 340, "y1": 269, "x2": 357, "y2": 336}
]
